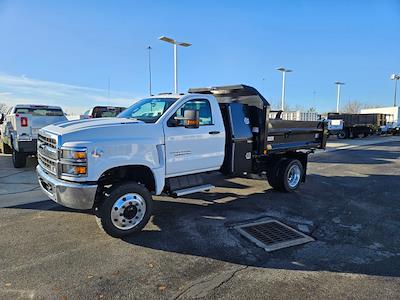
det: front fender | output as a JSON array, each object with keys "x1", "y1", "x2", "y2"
[{"x1": 85, "y1": 142, "x2": 165, "y2": 195}]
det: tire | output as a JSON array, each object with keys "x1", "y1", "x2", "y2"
[
  {"x1": 273, "y1": 159, "x2": 303, "y2": 192},
  {"x1": 2, "y1": 142, "x2": 12, "y2": 154},
  {"x1": 266, "y1": 161, "x2": 282, "y2": 190},
  {"x1": 12, "y1": 148, "x2": 27, "y2": 168},
  {"x1": 95, "y1": 182, "x2": 153, "y2": 238},
  {"x1": 337, "y1": 131, "x2": 347, "y2": 139}
]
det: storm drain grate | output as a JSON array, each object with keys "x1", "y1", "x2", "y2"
[{"x1": 234, "y1": 219, "x2": 314, "y2": 252}]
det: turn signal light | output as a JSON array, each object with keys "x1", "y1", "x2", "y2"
[
  {"x1": 73, "y1": 152, "x2": 87, "y2": 159},
  {"x1": 75, "y1": 166, "x2": 87, "y2": 174},
  {"x1": 186, "y1": 120, "x2": 199, "y2": 126}
]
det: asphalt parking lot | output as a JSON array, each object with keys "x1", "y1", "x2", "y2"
[{"x1": 1, "y1": 136, "x2": 400, "y2": 299}]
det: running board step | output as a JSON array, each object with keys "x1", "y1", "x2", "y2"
[{"x1": 172, "y1": 184, "x2": 215, "y2": 197}]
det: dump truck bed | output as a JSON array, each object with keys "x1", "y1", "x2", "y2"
[{"x1": 266, "y1": 119, "x2": 326, "y2": 153}]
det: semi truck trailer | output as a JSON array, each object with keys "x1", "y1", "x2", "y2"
[{"x1": 36, "y1": 85, "x2": 328, "y2": 237}]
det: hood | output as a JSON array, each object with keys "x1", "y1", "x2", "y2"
[
  {"x1": 43, "y1": 117, "x2": 144, "y2": 135},
  {"x1": 40, "y1": 117, "x2": 163, "y2": 147}
]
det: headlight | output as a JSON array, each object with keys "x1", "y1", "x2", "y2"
[
  {"x1": 61, "y1": 164, "x2": 87, "y2": 175},
  {"x1": 61, "y1": 148, "x2": 87, "y2": 160},
  {"x1": 60, "y1": 147, "x2": 88, "y2": 177}
]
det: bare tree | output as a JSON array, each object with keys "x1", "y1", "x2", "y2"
[
  {"x1": 342, "y1": 100, "x2": 364, "y2": 114},
  {"x1": 0, "y1": 103, "x2": 9, "y2": 114}
]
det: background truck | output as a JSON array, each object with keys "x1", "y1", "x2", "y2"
[
  {"x1": 0, "y1": 104, "x2": 67, "y2": 168},
  {"x1": 36, "y1": 85, "x2": 327, "y2": 237},
  {"x1": 360, "y1": 106, "x2": 400, "y2": 135},
  {"x1": 80, "y1": 106, "x2": 126, "y2": 119},
  {"x1": 327, "y1": 112, "x2": 387, "y2": 139}
]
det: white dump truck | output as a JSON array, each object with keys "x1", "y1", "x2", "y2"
[
  {"x1": 0, "y1": 104, "x2": 67, "y2": 168},
  {"x1": 36, "y1": 85, "x2": 327, "y2": 237}
]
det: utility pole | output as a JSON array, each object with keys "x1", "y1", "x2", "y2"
[
  {"x1": 147, "y1": 46, "x2": 152, "y2": 96},
  {"x1": 159, "y1": 36, "x2": 192, "y2": 94},
  {"x1": 391, "y1": 74, "x2": 400, "y2": 106},
  {"x1": 276, "y1": 67, "x2": 293, "y2": 111},
  {"x1": 334, "y1": 81, "x2": 345, "y2": 113}
]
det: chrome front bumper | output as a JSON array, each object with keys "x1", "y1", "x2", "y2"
[{"x1": 36, "y1": 165, "x2": 97, "y2": 210}]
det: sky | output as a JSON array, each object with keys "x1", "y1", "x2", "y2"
[{"x1": 0, "y1": 0, "x2": 399, "y2": 114}]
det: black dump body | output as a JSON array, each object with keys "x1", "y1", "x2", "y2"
[
  {"x1": 327, "y1": 113, "x2": 387, "y2": 128},
  {"x1": 189, "y1": 85, "x2": 327, "y2": 174}
]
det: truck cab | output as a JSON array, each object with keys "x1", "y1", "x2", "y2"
[{"x1": 36, "y1": 85, "x2": 327, "y2": 237}]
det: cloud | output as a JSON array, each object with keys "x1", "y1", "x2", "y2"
[{"x1": 0, "y1": 73, "x2": 137, "y2": 114}]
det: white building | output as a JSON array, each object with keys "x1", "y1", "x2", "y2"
[
  {"x1": 269, "y1": 110, "x2": 319, "y2": 121},
  {"x1": 360, "y1": 106, "x2": 400, "y2": 126}
]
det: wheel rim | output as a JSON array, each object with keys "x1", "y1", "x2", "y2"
[
  {"x1": 110, "y1": 193, "x2": 146, "y2": 230},
  {"x1": 287, "y1": 164, "x2": 301, "y2": 189}
]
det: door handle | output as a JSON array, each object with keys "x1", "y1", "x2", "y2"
[{"x1": 209, "y1": 131, "x2": 220, "y2": 135}]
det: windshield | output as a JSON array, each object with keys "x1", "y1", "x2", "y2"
[
  {"x1": 118, "y1": 98, "x2": 176, "y2": 123},
  {"x1": 91, "y1": 106, "x2": 126, "y2": 118},
  {"x1": 14, "y1": 107, "x2": 64, "y2": 116}
]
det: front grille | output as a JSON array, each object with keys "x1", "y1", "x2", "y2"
[
  {"x1": 38, "y1": 132, "x2": 58, "y2": 175},
  {"x1": 38, "y1": 152, "x2": 57, "y2": 175},
  {"x1": 38, "y1": 134, "x2": 57, "y2": 149}
]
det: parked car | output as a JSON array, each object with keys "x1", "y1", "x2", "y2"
[
  {"x1": 0, "y1": 104, "x2": 67, "y2": 168},
  {"x1": 80, "y1": 106, "x2": 126, "y2": 119},
  {"x1": 36, "y1": 85, "x2": 328, "y2": 237}
]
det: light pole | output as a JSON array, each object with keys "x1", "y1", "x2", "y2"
[
  {"x1": 390, "y1": 74, "x2": 400, "y2": 106},
  {"x1": 276, "y1": 67, "x2": 292, "y2": 111},
  {"x1": 159, "y1": 36, "x2": 191, "y2": 94},
  {"x1": 147, "y1": 46, "x2": 152, "y2": 96},
  {"x1": 334, "y1": 81, "x2": 345, "y2": 113}
]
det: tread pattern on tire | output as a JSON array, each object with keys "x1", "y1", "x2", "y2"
[{"x1": 95, "y1": 182, "x2": 153, "y2": 238}]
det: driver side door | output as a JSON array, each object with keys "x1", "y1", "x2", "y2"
[{"x1": 164, "y1": 98, "x2": 225, "y2": 176}]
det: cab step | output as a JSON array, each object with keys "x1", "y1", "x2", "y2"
[{"x1": 172, "y1": 184, "x2": 215, "y2": 197}]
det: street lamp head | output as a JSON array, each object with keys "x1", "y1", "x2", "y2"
[
  {"x1": 276, "y1": 67, "x2": 292, "y2": 72},
  {"x1": 159, "y1": 36, "x2": 191, "y2": 47},
  {"x1": 334, "y1": 81, "x2": 345, "y2": 85},
  {"x1": 177, "y1": 42, "x2": 192, "y2": 47},
  {"x1": 159, "y1": 36, "x2": 176, "y2": 44},
  {"x1": 391, "y1": 74, "x2": 400, "y2": 80}
]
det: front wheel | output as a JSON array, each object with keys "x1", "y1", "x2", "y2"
[
  {"x1": 12, "y1": 148, "x2": 27, "y2": 168},
  {"x1": 95, "y1": 182, "x2": 153, "y2": 237}
]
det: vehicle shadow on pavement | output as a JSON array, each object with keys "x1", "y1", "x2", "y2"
[
  {"x1": 120, "y1": 172, "x2": 400, "y2": 278},
  {"x1": 7, "y1": 173, "x2": 400, "y2": 278}
]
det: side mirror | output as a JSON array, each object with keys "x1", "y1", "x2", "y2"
[
  {"x1": 183, "y1": 109, "x2": 200, "y2": 128},
  {"x1": 0, "y1": 113, "x2": 4, "y2": 124}
]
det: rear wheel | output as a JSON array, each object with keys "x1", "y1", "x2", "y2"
[
  {"x1": 12, "y1": 148, "x2": 27, "y2": 168},
  {"x1": 269, "y1": 159, "x2": 303, "y2": 192},
  {"x1": 337, "y1": 130, "x2": 347, "y2": 139},
  {"x1": 95, "y1": 182, "x2": 153, "y2": 237}
]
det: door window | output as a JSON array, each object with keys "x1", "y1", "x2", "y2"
[{"x1": 168, "y1": 99, "x2": 212, "y2": 126}]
